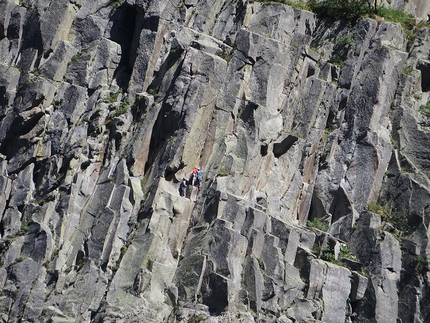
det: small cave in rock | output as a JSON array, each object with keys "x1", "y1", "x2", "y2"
[
  {"x1": 202, "y1": 272, "x2": 228, "y2": 315},
  {"x1": 306, "y1": 64, "x2": 316, "y2": 78},
  {"x1": 19, "y1": 8, "x2": 44, "y2": 69},
  {"x1": 329, "y1": 187, "x2": 352, "y2": 224},
  {"x1": 325, "y1": 110, "x2": 336, "y2": 131},
  {"x1": 0, "y1": 86, "x2": 7, "y2": 108},
  {"x1": 109, "y1": 2, "x2": 137, "y2": 90},
  {"x1": 273, "y1": 135, "x2": 298, "y2": 158},
  {"x1": 293, "y1": 248, "x2": 311, "y2": 293},
  {"x1": 417, "y1": 61, "x2": 430, "y2": 92},
  {"x1": 164, "y1": 161, "x2": 185, "y2": 182},
  {"x1": 308, "y1": 193, "x2": 327, "y2": 224},
  {"x1": 239, "y1": 99, "x2": 257, "y2": 130},
  {"x1": 260, "y1": 144, "x2": 268, "y2": 156},
  {"x1": 33, "y1": 158, "x2": 51, "y2": 194},
  {"x1": 75, "y1": 249, "x2": 86, "y2": 270},
  {"x1": 46, "y1": 270, "x2": 59, "y2": 287}
]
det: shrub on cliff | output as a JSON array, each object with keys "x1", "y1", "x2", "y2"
[
  {"x1": 419, "y1": 102, "x2": 430, "y2": 117},
  {"x1": 307, "y1": 217, "x2": 329, "y2": 231},
  {"x1": 308, "y1": 0, "x2": 372, "y2": 20}
]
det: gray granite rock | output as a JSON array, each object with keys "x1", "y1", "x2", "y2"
[{"x1": 0, "y1": 0, "x2": 428, "y2": 322}]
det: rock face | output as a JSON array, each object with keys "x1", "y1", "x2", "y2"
[{"x1": 0, "y1": 0, "x2": 430, "y2": 322}]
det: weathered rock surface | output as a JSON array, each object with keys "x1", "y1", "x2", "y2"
[{"x1": 0, "y1": 0, "x2": 429, "y2": 322}]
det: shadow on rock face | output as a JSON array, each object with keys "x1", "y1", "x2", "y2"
[
  {"x1": 202, "y1": 272, "x2": 228, "y2": 315},
  {"x1": 109, "y1": 2, "x2": 137, "y2": 90}
]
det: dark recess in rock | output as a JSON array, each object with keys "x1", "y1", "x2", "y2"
[
  {"x1": 109, "y1": 3, "x2": 137, "y2": 90},
  {"x1": 309, "y1": 193, "x2": 326, "y2": 222},
  {"x1": 417, "y1": 61, "x2": 430, "y2": 92},
  {"x1": 260, "y1": 144, "x2": 268, "y2": 156},
  {"x1": 19, "y1": 8, "x2": 43, "y2": 71},
  {"x1": 294, "y1": 248, "x2": 312, "y2": 293},
  {"x1": 0, "y1": 86, "x2": 7, "y2": 109},
  {"x1": 273, "y1": 135, "x2": 298, "y2": 158},
  {"x1": 202, "y1": 272, "x2": 228, "y2": 315},
  {"x1": 7, "y1": 7, "x2": 23, "y2": 41},
  {"x1": 329, "y1": 187, "x2": 352, "y2": 223},
  {"x1": 203, "y1": 190, "x2": 220, "y2": 223},
  {"x1": 144, "y1": 99, "x2": 183, "y2": 174},
  {"x1": 356, "y1": 278, "x2": 377, "y2": 320},
  {"x1": 239, "y1": 100, "x2": 257, "y2": 130}
]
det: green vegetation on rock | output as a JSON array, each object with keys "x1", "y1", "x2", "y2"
[
  {"x1": 367, "y1": 202, "x2": 391, "y2": 218},
  {"x1": 103, "y1": 91, "x2": 120, "y2": 104},
  {"x1": 307, "y1": 217, "x2": 329, "y2": 231},
  {"x1": 256, "y1": 0, "x2": 427, "y2": 48},
  {"x1": 376, "y1": 7, "x2": 415, "y2": 28},
  {"x1": 376, "y1": 7, "x2": 417, "y2": 47},
  {"x1": 419, "y1": 102, "x2": 430, "y2": 117},
  {"x1": 411, "y1": 254, "x2": 429, "y2": 275},
  {"x1": 112, "y1": 98, "x2": 131, "y2": 118},
  {"x1": 308, "y1": 0, "x2": 371, "y2": 21},
  {"x1": 403, "y1": 65, "x2": 414, "y2": 75},
  {"x1": 70, "y1": 51, "x2": 83, "y2": 63},
  {"x1": 254, "y1": 0, "x2": 310, "y2": 10},
  {"x1": 110, "y1": 0, "x2": 122, "y2": 8},
  {"x1": 368, "y1": 203, "x2": 412, "y2": 235},
  {"x1": 339, "y1": 244, "x2": 357, "y2": 261}
]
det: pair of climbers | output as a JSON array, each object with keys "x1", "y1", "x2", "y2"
[
  {"x1": 191, "y1": 167, "x2": 203, "y2": 188},
  {"x1": 179, "y1": 167, "x2": 203, "y2": 197}
]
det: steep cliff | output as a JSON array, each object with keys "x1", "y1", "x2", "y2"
[{"x1": 0, "y1": 0, "x2": 430, "y2": 322}]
